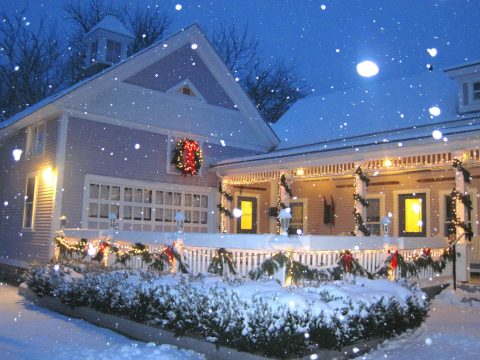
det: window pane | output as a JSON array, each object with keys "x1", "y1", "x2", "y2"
[
  {"x1": 155, "y1": 208, "x2": 163, "y2": 222},
  {"x1": 144, "y1": 190, "x2": 152, "y2": 203},
  {"x1": 89, "y1": 184, "x2": 99, "y2": 199},
  {"x1": 24, "y1": 203, "x2": 33, "y2": 228},
  {"x1": 445, "y1": 195, "x2": 454, "y2": 221},
  {"x1": 111, "y1": 204, "x2": 119, "y2": 219},
  {"x1": 165, "y1": 192, "x2": 173, "y2": 205},
  {"x1": 193, "y1": 195, "x2": 200, "y2": 207},
  {"x1": 405, "y1": 198, "x2": 423, "y2": 233},
  {"x1": 474, "y1": 82, "x2": 480, "y2": 91},
  {"x1": 111, "y1": 186, "x2": 120, "y2": 201},
  {"x1": 124, "y1": 206, "x2": 132, "y2": 220},
  {"x1": 290, "y1": 202, "x2": 303, "y2": 224},
  {"x1": 134, "y1": 189, "x2": 143, "y2": 203},
  {"x1": 156, "y1": 191, "x2": 164, "y2": 204},
  {"x1": 192, "y1": 211, "x2": 200, "y2": 224},
  {"x1": 174, "y1": 192, "x2": 182, "y2": 206},
  {"x1": 100, "y1": 185, "x2": 110, "y2": 200},
  {"x1": 26, "y1": 178, "x2": 36, "y2": 200},
  {"x1": 164, "y1": 209, "x2": 172, "y2": 222},
  {"x1": 124, "y1": 188, "x2": 133, "y2": 202},
  {"x1": 185, "y1": 194, "x2": 192, "y2": 207},
  {"x1": 35, "y1": 126, "x2": 45, "y2": 154},
  {"x1": 100, "y1": 204, "x2": 109, "y2": 218},
  {"x1": 185, "y1": 210, "x2": 191, "y2": 223},
  {"x1": 143, "y1": 207, "x2": 151, "y2": 221},
  {"x1": 367, "y1": 224, "x2": 381, "y2": 236},
  {"x1": 201, "y1": 211, "x2": 208, "y2": 224},
  {"x1": 366, "y1": 198, "x2": 380, "y2": 222},
  {"x1": 89, "y1": 203, "x2": 98, "y2": 218},
  {"x1": 240, "y1": 201, "x2": 252, "y2": 230},
  {"x1": 201, "y1": 195, "x2": 208, "y2": 209},
  {"x1": 133, "y1": 206, "x2": 142, "y2": 220}
]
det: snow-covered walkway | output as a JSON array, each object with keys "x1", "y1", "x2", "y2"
[
  {"x1": 358, "y1": 284, "x2": 480, "y2": 360},
  {"x1": 0, "y1": 283, "x2": 205, "y2": 360}
]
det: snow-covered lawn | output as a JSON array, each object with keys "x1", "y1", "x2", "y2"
[
  {"x1": 358, "y1": 284, "x2": 480, "y2": 360},
  {"x1": 0, "y1": 283, "x2": 205, "y2": 360}
]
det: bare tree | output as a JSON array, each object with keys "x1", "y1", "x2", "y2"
[
  {"x1": 0, "y1": 9, "x2": 63, "y2": 121},
  {"x1": 210, "y1": 23, "x2": 310, "y2": 123},
  {"x1": 127, "y1": 7, "x2": 172, "y2": 54}
]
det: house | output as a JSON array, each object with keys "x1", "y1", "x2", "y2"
[{"x1": 0, "y1": 18, "x2": 479, "y2": 275}]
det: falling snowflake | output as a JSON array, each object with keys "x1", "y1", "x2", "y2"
[{"x1": 175, "y1": 4, "x2": 182, "y2": 11}]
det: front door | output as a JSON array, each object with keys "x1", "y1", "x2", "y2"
[
  {"x1": 236, "y1": 196, "x2": 258, "y2": 234},
  {"x1": 398, "y1": 193, "x2": 427, "y2": 237}
]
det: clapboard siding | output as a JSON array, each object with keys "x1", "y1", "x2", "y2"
[
  {"x1": 61, "y1": 117, "x2": 259, "y2": 228},
  {"x1": 0, "y1": 118, "x2": 59, "y2": 264}
]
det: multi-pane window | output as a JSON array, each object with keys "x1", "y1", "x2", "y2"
[
  {"x1": 26, "y1": 124, "x2": 46, "y2": 156},
  {"x1": 106, "y1": 40, "x2": 121, "y2": 63},
  {"x1": 289, "y1": 202, "x2": 305, "y2": 234},
  {"x1": 87, "y1": 181, "x2": 210, "y2": 232},
  {"x1": 473, "y1": 82, "x2": 480, "y2": 101},
  {"x1": 23, "y1": 177, "x2": 37, "y2": 229},
  {"x1": 366, "y1": 198, "x2": 381, "y2": 235}
]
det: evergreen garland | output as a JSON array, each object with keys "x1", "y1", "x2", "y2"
[
  {"x1": 452, "y1": 158, "x2": 471, "y2": 184},
  {"x1": 218, "y1": 182, "x2": 233, "y2": 201},
  {"x1": 280, "y1": 174, "x2": 293, "y2": 198},
  {"x1": 336, "y1": 250, "x2": 371, "y2": 277},
  {"x1": 450, "y1": 189, "x2": 473, "y2": 212},
  {"x1": 353, "y1": 209, "x2": 371, "y2": 236},
  {"x1": 353, "y1": 193, "x2": 369, "y2": 208},
  {"x1": 208, "y1": 248, "x2": 237, "y2": 276},
  {"x1": 217, "y1": 204, "x2": 233, "y2": 218},
  {"x1": 355, "y1": 166, "x2": 370, "y2": 187}
]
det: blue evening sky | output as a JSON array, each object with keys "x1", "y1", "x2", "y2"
[{"x1": 1, "y1": 0, "x2": 480, "y2": 94}]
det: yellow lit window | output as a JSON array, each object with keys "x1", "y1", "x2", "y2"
[
  {"x1": 240, "y1": 200, "x2": 253, "y2": 230},
  {"x1": 405, "y1": 198, "x2": 423, "y2": 233}
]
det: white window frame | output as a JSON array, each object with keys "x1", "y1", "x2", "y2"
[
  {"x1": 365, "y1": 193, "x2": 385, "y2": 236},
  {"x1": 393, "y1": 188, "x2": 431, "y2": 237},
  {"x1": 166, "y1": 135, "x2": 204, "y2": 176},
  {"x1": 26, "y1": 123, "x2": 46, "y2": 157},
  {"x1": 82, "y1": 174, "x2": 216, "y2": 232},
  {"x1": 289, "y1": 198, "x2": 308, "y2": 235},
  {"x1": 438, "y1": 188, "x2": 477, "y2": 237},
  {"x1": 22, "y1": 175, "x2": 38, "y2": 230}
]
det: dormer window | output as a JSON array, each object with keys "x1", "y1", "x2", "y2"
[
  {"x1": 106, "y1": 40, "x2": 122, "y2": 63},
  {"x1": 90, "y1": 41, "x2": 98, "y2": 63},
  {"x1": 473, "y1": 82, "x2": 480, "y2": 101}
]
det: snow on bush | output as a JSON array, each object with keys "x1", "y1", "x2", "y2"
[{"x1": 26, "y1": 265, "x2": 428, "y2": 358}]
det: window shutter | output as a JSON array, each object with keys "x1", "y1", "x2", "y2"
[{"x1": 463, "y1": 83, "x2": 469, "y2": 106}]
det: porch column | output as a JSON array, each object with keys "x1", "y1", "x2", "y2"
[
  {"x1": 354, "y1": 164, "x2": 368, "y2": 236},
  {"x1": 280, "y1": 172, "x2": 290, "y2": 208},
  {"x1": 453, "y1": 152, "x2": 470, "y2": 282},
  {"x1": 224, "y1": 183, "x2": 233, "y2": 233},
  {"x1": 270, "y1": 176, "x2": 280, "y2": 233}
]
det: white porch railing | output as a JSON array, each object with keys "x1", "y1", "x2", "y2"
[{"x1": 58, "y1": 229, "x2": 453, "y2": 280}]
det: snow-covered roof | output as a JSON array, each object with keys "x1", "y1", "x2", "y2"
[
  {"x1": 273, "y1": 70, "x2": 461, "y2": 149},
  {"x1": 83, "y1": 15, "x2": 134, "y2": 39}
]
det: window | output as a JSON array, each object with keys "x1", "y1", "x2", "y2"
[
  {"x1": 26, "y1": 124, "x2": 46, "y2": 156},
  {"x1": 398, "y1": 193, "x2": 427, "y2": 237},
  {"x1": 106, "y1": 40, "x2": 121, "y2": 63},
  {"x1": 177, "y1": 85, "x2": 195, "y2": 97},
  {"x1": 90, "y1": 41, "x2": 98, "y2": 63},
  {"x1": 86, "y1": 179, "x2": 211, "y2": 232},
  {"x1": 289, "y1": 201, "x2": 305, "y2": 235},
  {"x1": 23, "y1": 177, "x2": 37, "y2": 229},
  {"x1": 366, "y1": 198, "x2": 381, "y2": 235},
  {"x1": 474, "y1": 82, "x2": 480, "y2": 101}
]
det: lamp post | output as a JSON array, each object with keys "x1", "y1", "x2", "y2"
[
  {"x1": 279, "y1": 208, "x2": 292, "y2": 236},
  {"x1": 175, "y1": 211, "x2": 185, "y2": 233},
  {"x1": 59, "y1": 215, "x2": 68, "y2": 230},
  {"x1": 381, "y1": 215, "x2": 392, "y2": 236}
]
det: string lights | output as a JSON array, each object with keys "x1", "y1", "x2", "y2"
[{"x1": 172, "y1": 139, "x2": 203, "y2": 176}]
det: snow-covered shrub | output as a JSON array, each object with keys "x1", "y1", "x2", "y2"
[{"x1": 26, "y1": 267, "x2": 429, "y2": 358}]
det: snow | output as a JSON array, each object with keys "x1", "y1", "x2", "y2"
[
  {"x1": 272, "y1": 70, "x2": 461, "y2": 149},
  {"x1": 83, "y1": 15, "x2": 134, "y2": 39},
  {"x1": 357, "y1": 284, "x2": 480, "y2": 360},
  {"x1": 0, "y1": 283, "x2": 204, "y2": 360}
]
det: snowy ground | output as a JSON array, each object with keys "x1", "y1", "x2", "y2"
[
  {"x1": 357, "y1": 283, "x2": 480, "y2": 360},
  {"x1": 0, "y1": 283, "x2": 205, "y2": 360}
]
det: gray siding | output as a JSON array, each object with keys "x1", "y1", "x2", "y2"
[
  {"x1": 125, "y1": 44, "x2": 236, "y2": 109},
  {"x1": 0, "y1": 119, "x2": 59, "y2": 264},
  {"x1": 62, "y1": 117, "x2": 258, "y2": 227}
]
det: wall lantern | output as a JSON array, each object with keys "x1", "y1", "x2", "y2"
[
  {"x1": 12, "y1": 149, "x2": 23, "y2": 162},
  {"x1": 381, "y1": 214, "x2": 392, "y2": 236},
  {"x1": 279, "y1": 208, "x2": 292, "y2": 236},
  {"x1": 175, "y1": 211, "x2": 185, "y2": 233},
  {"x1": 59, "y1": 215, "x2": 68, "y2": 230}
]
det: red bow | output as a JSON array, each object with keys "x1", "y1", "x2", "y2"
[
  {"x1": 182, "y1": 140, "x2": 200, "y2": 176},
  {"x1": 342, "y1": 252, "x2": 353, "y2": 272},
  {"x1": 390, "y1": 250, "x2": 398, "y2": 270},
  {"x1": 165, "y1": 244, "x2": 175, "y2": 263}
]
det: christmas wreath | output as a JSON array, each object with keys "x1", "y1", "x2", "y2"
[{"x1": 172, "y1": 139, "x2": 203, "y2": 176}]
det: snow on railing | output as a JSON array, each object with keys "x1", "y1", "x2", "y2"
[{"x1": 57, "y1": 229, "x2": 453, "y2": 280}]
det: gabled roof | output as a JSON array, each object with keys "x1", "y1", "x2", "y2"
[
  {"x1": 273, "y1": 70, "x2": 461, "y2": 149},
  {"x1": 83, "y1": 15, "x2": 134, "y2": 39}
]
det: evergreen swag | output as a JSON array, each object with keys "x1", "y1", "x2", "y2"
[
  {"x1": 450, "y1": 189, "x2": 473, "y2": 212},
  {"x1": 208, "y1": 248, "x2": 237, "y2": 276},
  {"x1": 353, "y1": 209, "x2": 371, "y2": 236},
  {"x1": 452, "y1": 158, "x2": 471, "y2": 184},
  {"x1": 217, "y1": 204, "x2": 233, "y2": 218},
  {"x1": 218, "y1": 182, "x2": 233, "y2": 201},
  {"x1": 449, "y1": 189, "x2": 474, "y2": 241},
  {"x1": 353, "y1": 193, "x2": 369, "y2": 208},
  {"x1": 171, "y1": 139, "x2": 203, "y2": 176},
  {"x1": 355, "y1": 166, "x2": 370, "y2": 187},
  {"x1": 280, "y1": 174, "x2": 293, "y2": 198}
]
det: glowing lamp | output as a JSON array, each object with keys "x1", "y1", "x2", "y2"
[
  {"x1": 381, "y1": 215, "x2": 392, "y2": 236},
  {"x1": 296, "y1": 168, "x2": 305, "y2": 176},
  {"x1": 175, "y1": 211, "x2": 185, "y2": 233},
  {"x1": 383, "y1": 159, "x2": 393, "y2": 167},
  {"x1": 108, "y1": 212, "x2": 117, "y2": 229},
  {"x1": 59, "y1": 215, "x2": 68, "y2": 230},
  {"x1": 233, "y1": 208, "x2": 242, "y2": 218},
  {"x1": 42, "y1": 167, "x2": 54, "y2": 184},
  {"x1": 279, "y1": 208, "x2": 292, "y2": 236},
  {"x1": 12, "y1": 149, "x2": 22, "y2": 161}
]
